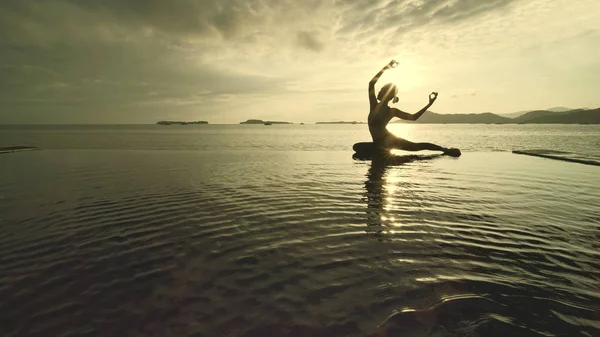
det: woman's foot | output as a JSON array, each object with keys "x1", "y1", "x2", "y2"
[{"x1": 443, "y1": 148, "x2": 461, "y2": 157}]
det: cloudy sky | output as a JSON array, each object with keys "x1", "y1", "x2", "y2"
[{"x1": 1, "y1": 0, "x2": 599, "y2": 124}]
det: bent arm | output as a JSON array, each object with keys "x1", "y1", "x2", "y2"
[
  {"x1": 392, "y1": 108, "x2": 414, "y2": 121},
  {"x1": 392, "y1": 103, "x2": 432, "y2": 121},
  {"x1": 411, "y1": 102, "x2": 433, "y2": 121}
]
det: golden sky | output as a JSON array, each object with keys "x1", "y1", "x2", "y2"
[{"x1": 1, "y1": 0, "x2": 599, "y2": 123}]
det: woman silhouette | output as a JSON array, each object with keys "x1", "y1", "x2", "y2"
[{"x1": 367, "y1": 60, "x2": 460, "y2": 157}]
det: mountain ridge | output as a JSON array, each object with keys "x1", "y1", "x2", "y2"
[{"x1": 391, "y1": 108, "x2": 598, "y2": 124}]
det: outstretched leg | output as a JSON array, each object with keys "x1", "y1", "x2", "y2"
[
  {"x1": 387, "y1": 136, "x2": 461, "y2": 157},
  {"x1": 388, "y1": 136, "x2": 444, "y2": 151}
]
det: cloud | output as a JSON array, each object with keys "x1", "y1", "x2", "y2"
[
  {"x1": 1, "y1": 0, "x2": 525, "y2": 48},
  {"x1": 1, "y1": 0, "x2": 599, "y2": 123},
  {"x1": 450, "y1": 90, "x2": 477, "y2": 99},
  {"x1": 296, "y1": 31, "x2": 325, "y2": 52},
  {"x1": 334, "y1": 0, "x2": 520, "y2": 39}
]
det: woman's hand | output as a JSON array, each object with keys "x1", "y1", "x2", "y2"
[
  {"x1": 429, "y1": 92, "x2": 438, "y2": 104},
  {"x1": 370, "y1": 60, "x2": 398, "y2": 95},
  {"x1": 385, "y1": 60, "x2": 398, "y2": 70}
]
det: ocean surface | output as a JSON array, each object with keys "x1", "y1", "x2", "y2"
[{"x1": 1, "y1": 124, "x2": 599, "y2": 337}]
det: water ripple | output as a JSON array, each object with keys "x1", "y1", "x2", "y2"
[{"x1": 1, "y1": 150, "x2": 599, "y2": 336}]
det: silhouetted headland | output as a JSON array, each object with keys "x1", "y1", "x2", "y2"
[
  {"x1": 157, "y1": 121, "x2": 208, "y2": 125},
  {"x1": 512, "y1": 108, "x2": 599, "y2": 124},
  {"x1": 501, "y1": 107, "x2": 573, "y2": 119},
  {"x1": 316, "y1": 121, "x2": 365, "y2": 124},
  {"x1": 0, "y1": 146, "x2": 39, "y2": 154},
  {"x1": 392, "y1": 108, "x2": 599, "y2": 124},
  {"x1": 239, "y1": 119, "x2": 292, "y2": 124}
]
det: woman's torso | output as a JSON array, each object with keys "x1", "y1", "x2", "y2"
[{"x1": 368, "y1": 103, "x2": 394, "y2": 143}]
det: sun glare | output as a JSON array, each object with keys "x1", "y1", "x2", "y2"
[
  {"x1": 386, "y1": 123, "x2": 415, "y2": 151},
  {"x1": 387, "y1": 56, "x2": 427, "y2": 92}
]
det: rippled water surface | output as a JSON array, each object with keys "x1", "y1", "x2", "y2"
[{"x1": 1, "y1": 125, "x2": 599, "y2": 336}]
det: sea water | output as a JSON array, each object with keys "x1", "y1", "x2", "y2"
[{"x1": 1, "y1": 124, "x2": 599, "y2": 336}]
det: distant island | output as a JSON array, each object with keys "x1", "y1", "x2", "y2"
[
  {"x1": 316, "y1": 121, "x2": 365, "y2": 124},
  {"x1": 157, "y1": 121, "x2": 208, "y2": 125},
  {"x1": 240, "y1": 119, "x2": 292, "y2": 124},
  {"x1": 391, "y1": 108, "x2": 599, "y2": 124}
]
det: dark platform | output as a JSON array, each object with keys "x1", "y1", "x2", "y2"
[
  {"x1": 352, "y1": 142, "x2": 446, "y2": 165},
  {"x1": 0, "y1": 146, "x2": 39, "y2": 154},
  {"x1": 513, "y1": 150, "x2": 600, "y2": 167},
  {"x1": 352, "y1": 152, "x2": 443, "y2": 165},
  {"x1": 353, "y1": 142, "x2": 461, "y2": 159},
  {"x1": 353, "y1": 142, "x2": 383, "y2": 154}
]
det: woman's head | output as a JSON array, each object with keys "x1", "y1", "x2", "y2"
[{"x1": 378, "y1": 83, "x2": 399, "y2": 103}]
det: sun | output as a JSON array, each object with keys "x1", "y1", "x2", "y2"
[{"x1": 385, "y1": 55, "x2": 428, "y2": 93}]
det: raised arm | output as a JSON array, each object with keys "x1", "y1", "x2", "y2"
[{"x1": 368, "y1": 60, "x2": 398, "y2": 109}]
